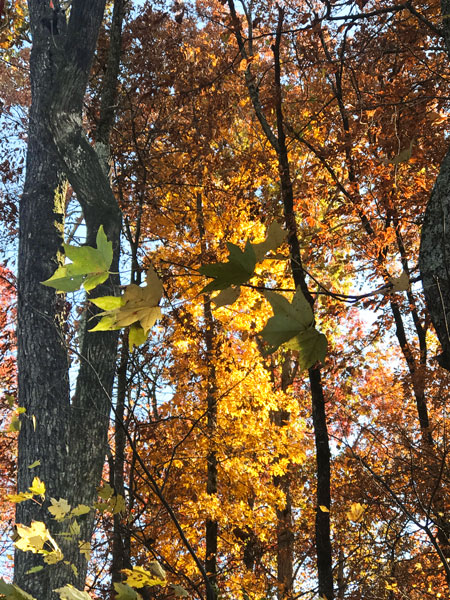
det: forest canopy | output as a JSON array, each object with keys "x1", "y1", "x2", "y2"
[{"x1": 1, "y1": 0, "x2": 450, "y2": 599}]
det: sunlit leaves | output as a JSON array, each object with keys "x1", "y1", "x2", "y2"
[
  {"x1": 8, "y1": 477, "x2": 45, "y2": 503},
  {"x1": 347, "y1": 502, "x2": 366, "y2": 523},
  {"x1": 90, "y1": 267, "x2": 163, "y2": 349},
  {"x1": 42, "y1": 226, "x2": 113, "y2": 293},
  {"x1": 122, "y1": 564, "x2": 166, "y2": 588},
  {"x1": 15, "y1": 521, "x2": 52, "y2": 553}
]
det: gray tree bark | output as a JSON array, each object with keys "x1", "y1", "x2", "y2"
[
  {"x1": 16, "y1": 1, "x2": 121, "y2": 598},
  {"x1": 419, "y1": 1, "x2": 450, "y2": 369}
]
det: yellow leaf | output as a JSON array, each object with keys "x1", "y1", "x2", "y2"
[
  {"x1": 43, "y1": 548, "x2": 64, "y2": 564},
  {"x1": 90, "y1": 268, "x2": 163, "y2": 342},
  {"x1": 319, "y1": 505, "x2": 329, "y2": 512},
  {"x1": 238, "y1": 58, "x2": 248, "y2": 71},
  {"x1": 8, "y1": 492, "x2": 33, "y2": 504},
  {"x1": 122, "y1": 565, "x2": 166, "y2": 589},
  {"x1": 15, "y1": 521, "x2": 50, "y2": 553},
  {"x1": 48, "y1": 498, "x2": 71, "y2": 521},
  {"x1": 346, "y1": 502, "x2": 365, "y2": 522},
  {"x1": 78, "y1": 541, "x2": 91, "y2": 561},
  {"x1": 29, "y1": 477, "x2": 45, "y2": 499},
  {"x1": 70, "y1": 504, "x2": 91, "y2": 518}
]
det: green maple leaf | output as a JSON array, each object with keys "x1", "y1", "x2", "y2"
[
  {"x1": 113, "y1": 583, "x2": 142, "y2": 600},
  {"x1": 0, "y1": 579, "x2": 36, "y2": 600},
  {"x1": 42, "y1": 226, "x2": 113, "y2": 293},
  {"x1": 261, "y1": 287, "x2": 327, "y2": 369},
  {"x1": 200, "y1": 240, "x2": 257, "y2": 292}
]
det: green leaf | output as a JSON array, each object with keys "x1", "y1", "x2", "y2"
[
  {"x1": 96, "y1": 225, "x2": 113, "y2": 268},
  {"x1": 25, "y1": 567, "x2": 43, "y2": 575},
  {"x1": 28, "y1": 460, "x2": 41, "y2": 470},
  {"x1": 285, "y1": 328, "x2": 328, "y2": 371},
  {"x1": 252, "y1": 222, "x2": 287, "y2": 262},
  {"x1": 90, "y1": 296, "x2": 123, "y2": 311},
  {"x1": 113, "y1": 583, "x2": 142, "y2": 600},
  {"x1": 129, "y1": 324, "x2": 148, "y2": 350},
  {"x1": 0, "y1": 580, "x2": 37, "y2": 600},
  {"x1": 54, "y1": 585, "x2": 92, "y2": 600},
  {"x1": 200, "y1": 240, "x2": 256, "y2": 291},
  {"x1": 261, "y1": 287, "x2": 314, "y2": 348},
  {"x1": 42, "y1": 225, "x2": 113, "y2": 293},
  {"x1": 82, "y1": 272, "x2": 109, "y2": 292},
  {"x1": 41, "y1": 267, "x2": 84, "y2": 293},
  {"x1": 170, "y1": 584, "x2": 189, "y2": 598},
  {"x1": 212, "y1": 286, "x2": 241, "y2": 308},
  {"x1": 260, "y1": 287, "x2": 327, "y2": 369}
]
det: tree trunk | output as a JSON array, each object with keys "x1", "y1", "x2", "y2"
[{"x1": 16, "y1": 1, "x2": 121, "y2": 597}]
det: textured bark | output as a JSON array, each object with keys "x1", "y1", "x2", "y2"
[
  {"x1": 419, "y1": 1, "x2": 450, "y2": 369},
  {"x1": 419, "y1": 147, "x2": 450, "y2": 370},
  {"x1": 111, "y1": 337, "x2": 131, "y2": 586},
  {"x1": 16, "y1": 1, "x2": 121, "y2": 597}
]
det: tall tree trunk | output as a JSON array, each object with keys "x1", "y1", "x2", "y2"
[
  {"x1": 226, "y1": 2, "x2": 334, "y2": 597},
  {"x1": 197, "y1": 193, "x2": 219, "y2": 600},
  {"x1": 16, "y1": 1, "x2": 122, "y2": 597}
]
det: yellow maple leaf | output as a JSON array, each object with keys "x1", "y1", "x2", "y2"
[
  {"x1": 122, "y1": 564, "x2": 166, "y2": 589},
  {"x1": 29, "y1": 477, "x2": 45, "y2": 499},
  {"x1": 7, "y1": 491, "x2": 33, "y2": 504},
  {"x1": 48, "y1": 498, "x2": 72, "y2": 521},
  {"x1": 90, "y1": 267, "x2": 163, "y2": 341},
  {"x1": 15, "y1": 521, "x2": 50, "y2": 553},
  {"x1": 43, "y1": 548, "x2": 64, "y2": 564}
]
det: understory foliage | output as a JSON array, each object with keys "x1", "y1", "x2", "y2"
[{"x1": 3, "y1": 0, "x2": 450, "y2": 599}]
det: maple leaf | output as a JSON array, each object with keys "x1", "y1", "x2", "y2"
[
  {"x1": 261, "y1": 287, "x2": 327, "y2": 369},
  {"x1": 7, "y1": 491, "x2": 33, "y2": 504},
  {"x1": 15, "y1": 521, "x2": 50, "y2": 553},
  {"x1": 0, "y1": 579, "x2": 36, "y2": 600},
  {"x1": 28, "y1": 477, "x2": 45, "y2": 499},
  {"x1": 113, "y1": 583, "x2": 142, "y2": 600},
  {"x1": 43, "y1": 548, "x2": 64, "y2": 564},
  {"x1": 212, "y1": 286, "x2": 241, "y2": 308},
  {"x1": 54, "y1": 585, "x2": 92, "y2": 600},
  {"x1": 42, "y1": 226, "x2": 112, "y2": 293},
  {"x1": 200, "y1": 240, "x2": 256, "y2": 292},
  {"x1": 70, "y1": 504, "x2": 90, "y2": 517},
  {"x1": 170, "y1": 584, "x2": 189, "y2": 598},
  {"x1": 48, "y1": 497, "x2": 71, "y2": 521},
  {"x1": 90, "y1": 267, "x2": 163, "y2": 348},
  {"x1": 388, "y1": 271, "x2": 410, "y2": 293},
  {"x1": 122, "y1": 564, "x2": 166, "y2": 589}
]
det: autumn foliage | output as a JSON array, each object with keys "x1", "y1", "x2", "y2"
[{"x1": 4, "y1": 0, "x2": 450, "y2": 599}]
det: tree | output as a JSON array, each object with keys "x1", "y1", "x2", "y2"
[{"x1": 16, "y1": 0, "x2": 122, "y2": 597}]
